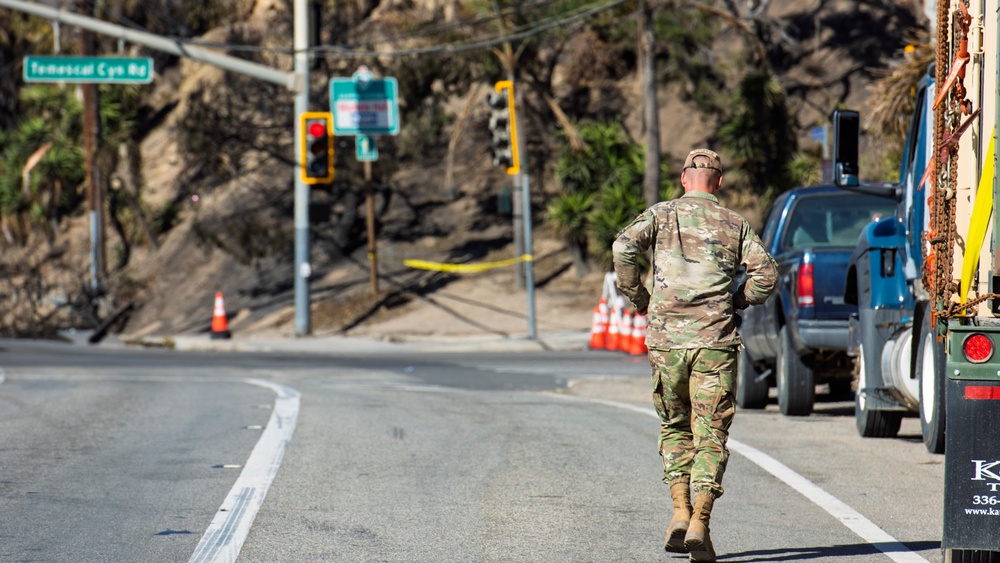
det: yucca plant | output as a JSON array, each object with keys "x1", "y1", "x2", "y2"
[
  {"x1": 547, "y1": 190, "x2": 594, "y2": 274},
  {"x1": 550, "y1": 120, "x2": 656, "y2": 272},
  {"x1": 0, "y1": 86, "x2": 85, "y2": 242}
]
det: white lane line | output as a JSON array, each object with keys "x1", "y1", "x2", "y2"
[
  {"x1": 188, "y1": 378, "x2": 300, "y2": 563},
  {"x1": 555, "y1": 395, "x2": 931, "y2": 563}
]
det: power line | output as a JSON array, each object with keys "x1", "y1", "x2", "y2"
[
  {"x1": 7, "y1": 0, "x2": 628, "y2": 62},
  {"x1": 174, "y1": 0, "x2": 627, "y2": 59}
]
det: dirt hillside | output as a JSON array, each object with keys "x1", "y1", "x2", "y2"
[{"x1": 5, "y1": 0, "x2": 927, "y2": 343}]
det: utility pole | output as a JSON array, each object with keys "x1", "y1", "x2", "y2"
[
  {"x1": 78, "y1": 0, "x2": 103, "y2": 291},
  {"x1": 638, "y1": 0, "x2": 661, "y2": 208},
  {"x1": 293, "y1": 0, "x2": 311, "y2": 336}
]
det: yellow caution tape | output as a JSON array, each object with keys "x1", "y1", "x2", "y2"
[
  {"x1": 403, "y1": 254, "x2": 534, "y2": 273},
  {"x1": 960, "y1": 130, "x2": 995, "y2": 306}
]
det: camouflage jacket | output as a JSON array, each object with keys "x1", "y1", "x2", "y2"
[{"x1": 612, "y1": 191, "x2": 778, "y2": 349}]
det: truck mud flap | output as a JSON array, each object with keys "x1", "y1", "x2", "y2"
[{"x1": 942, "y1": 377, "x2": 1000, "y2": 552}]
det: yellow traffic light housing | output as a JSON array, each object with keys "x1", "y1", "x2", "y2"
[
  {"x1": 300, "y1": 111, "x2": 334, "y2": 184},
  {"x1": 489, "y1": 80, "x2": 520, "y2": 175}
]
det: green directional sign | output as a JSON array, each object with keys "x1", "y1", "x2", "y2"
[
  {"x1": 329, "y1": 66, "x2": 400, "y2": 136},
  {"x1": 23, "y1": 56, "x2": 154, "y2": 84},
  {"x1": 356, "y1": 135, "x2": 378, "y2": 162}
]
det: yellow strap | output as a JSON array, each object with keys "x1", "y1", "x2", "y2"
[
  {"x1": 960, "y1": 130, "x2": 996, "y2": 305},
  {"x1": 403, "y1": 254, "x2": 533, "y2": 273}
]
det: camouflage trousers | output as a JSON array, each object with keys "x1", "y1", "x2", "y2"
[{"x1": 649, "y1": 346, "x2": 737, "y2": 499}]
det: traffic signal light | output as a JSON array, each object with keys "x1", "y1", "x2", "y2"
[
  {"x1": 486, "y1": 80, "x2": 519, "y2": 175},
  {"x1": 300, "y1": 111, "x2": 333, "y2": 184}
]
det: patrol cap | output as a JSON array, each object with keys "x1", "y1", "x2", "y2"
[{"x1": 683, "y1": 148, "x2": 722, "y2": 172}]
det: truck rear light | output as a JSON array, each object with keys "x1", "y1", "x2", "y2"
[
  {"x1": 965, "y1": 385, "x2": 1000, "y2": 400},
  {"x1": 797, "y1": 262, "x2": 815, "y2": 307},
  {"x1": 962, "y1": 333, "x2": 994, "y2": 363}
]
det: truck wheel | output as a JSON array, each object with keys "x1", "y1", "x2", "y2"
[
  {"x1": 736, "y1": 347, "x2": 768, "y2": 409},
  {"x1": 777, "y1": 326, "x2": 814, "y2": 416},
  {"x1": 916, "y1": 309, "x2": 946, "y2": 454},
  {"x1": 854, "y1": 343, "x2": 903, "y2": 438}
]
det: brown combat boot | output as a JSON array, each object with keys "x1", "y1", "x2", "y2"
[
  {"x1": 684, "y1": 493, "x2": 716, "y2": 562},
  {"x1": 664, "y1": 482, "x2": 692, "y2": 553}
]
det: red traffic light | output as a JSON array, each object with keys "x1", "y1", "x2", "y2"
[
  {"x1": 300, "y1": 112, "x2": 333, "y2": 184},
  {"x1": 308, "y1": 121, "x2": 327, "y2": 138}
]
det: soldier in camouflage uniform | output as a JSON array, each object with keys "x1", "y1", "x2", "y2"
[{"x1": 612, "y1": 148, "x2": 778, "y2": 562}]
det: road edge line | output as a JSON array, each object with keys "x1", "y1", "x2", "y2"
[
  {"x1": 552, "y1": 394, "x2": 931, "y2": 563},
  {"x1": 188, "y1": 379, "x2": 300, "y2": 563}
]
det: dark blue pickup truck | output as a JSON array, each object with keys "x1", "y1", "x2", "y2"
[{"x1": 739, "y1": 185, "x2": 895, "y2": 416}]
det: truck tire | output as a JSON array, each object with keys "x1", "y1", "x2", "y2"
[
  {"x1": 854, "y1": 343, "x2": 903, "y2": 438},
  {"x1": 916, "y1": 307, "x2": 946, "y2": 454},
  {"x1": 736, "y1": 346, "x2": 769, "y2": 409},
  {"x1": 777, "y1": 326, "x2": 814, "y2": 416}
]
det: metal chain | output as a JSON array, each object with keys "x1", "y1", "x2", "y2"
[{"x1": 926, "y1": 1, "x2": 971, "y2": 321}]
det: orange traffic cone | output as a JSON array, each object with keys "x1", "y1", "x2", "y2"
[
  {"x1": 588, "y1": 298, "x2": 609, "y2": 350},
  {"x1": 629, "y1": 313, "x2": 649, "y2": 355},
  {"x1": 619, "y1": 309, "x2": 633, "y2": 354},
  {"x1": 606, "y1": 306, "x2": 621, "y2": 351},
  {"x1": 211, "y1": 292, "x2": 231, "y2": 340}
]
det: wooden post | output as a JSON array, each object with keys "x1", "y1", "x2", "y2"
[
  {"x1": 364, "y1": 160, "x2": 378, "y2": 295},
  {"x1": 79, "y1": 0, "x2": 103, "y2": 290}
]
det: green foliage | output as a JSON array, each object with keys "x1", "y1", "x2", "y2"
[
  {"x1": 550, "y1": 120, "x2": 675, "y2": 266},
  {"x1": 654, "y1": 8, "x2": 723, "y2": 108},
  {"x1": 787, "y1": 152, "x2": 822, "y2": 189},
  {"x1": 152, "y1": 200, "x2": 180, "y2": 235},
  {"x1": 0, "y1": 83, "x2": 143, "y2": 243},
  {"x1": 0, "y1": 86, "x2": 85, "y2": 236},
  {"x1": 548, "y1": 190, "x2": 593, "y2": 244},
  {"x1": 718, "y1": 69, "x2": 798, "y2": 205}
]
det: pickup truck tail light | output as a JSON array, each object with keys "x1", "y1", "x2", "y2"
[{"x1": 797, "y1": 262, "x2": 815, "y2": 307}]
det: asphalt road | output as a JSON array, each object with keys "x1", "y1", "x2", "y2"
[{"x1": 0, "y1": 340, "x2": 948, "y2": 562}]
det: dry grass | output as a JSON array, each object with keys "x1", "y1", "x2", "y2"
[{"x1": 865, "y1": 31, "x2": 935, "y2": 138}]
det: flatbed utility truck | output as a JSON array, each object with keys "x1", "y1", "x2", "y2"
[{"x1": 835, "y1": 0, "x2": 1000, "y2": 555}]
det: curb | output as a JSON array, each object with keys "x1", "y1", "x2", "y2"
[{"x1": 123, "y1": 331, "x2": 591, "y2": 355}]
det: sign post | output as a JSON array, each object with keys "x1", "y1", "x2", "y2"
[{"x1": 330, "y1": 67, "x2": 400, "y2": 296}]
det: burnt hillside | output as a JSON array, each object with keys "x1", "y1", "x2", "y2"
[{"x1": 0, "y1": 0, "x2": 924, "y2": 339}]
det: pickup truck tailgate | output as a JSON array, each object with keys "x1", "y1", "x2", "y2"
[{"x1": 810, "y1": 249, "x2": 852, "y2": 319}]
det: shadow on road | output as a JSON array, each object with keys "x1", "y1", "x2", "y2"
[{"x1": 715, "y1": 540, "x2": 939, "y2": 561}]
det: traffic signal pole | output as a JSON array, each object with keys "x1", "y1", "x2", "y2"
[
  {"x1": 514, "y1": 98, "x2": 536, "y2": 340},
  {"x1": 293, "y1": 0, "x2": 311, "y2": 336},
  {"x1": 488, "y1": 80, "x2": 535, "y2": 339},
  {"x1": 0, "y1": 0, "x2": 300, "y2": 91}
]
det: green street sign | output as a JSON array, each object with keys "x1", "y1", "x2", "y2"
[
  {"x1": 356, "y1": 135, "x2": 378, "y2": 162},
  {"x1": 24, "y1": 56, "x2": 154, "y2": 84},
  {"x1": 329, "y1": 66, "x2": 399, "y2": 136}
]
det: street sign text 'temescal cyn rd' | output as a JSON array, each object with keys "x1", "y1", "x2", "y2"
[{"x1": 23, "y1": 56, "x2": 154, "y2": 84}]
